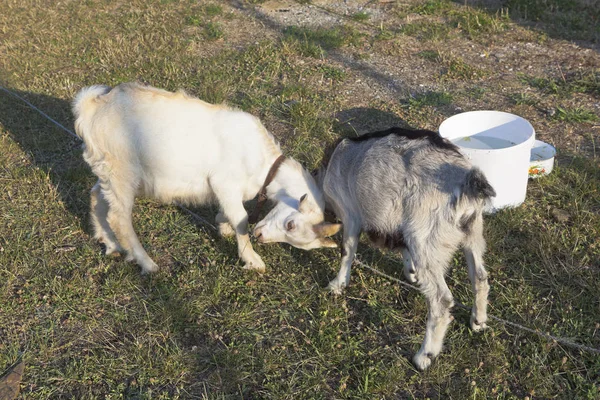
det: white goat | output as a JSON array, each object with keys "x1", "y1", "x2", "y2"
[{"x1": 72, "y1": 82, "x2": 340, "y2": 273}]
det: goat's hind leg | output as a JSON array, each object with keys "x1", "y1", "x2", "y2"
[
  {"x1": 102, "y1": 181, "x2": 158, "y2": 274},
  {"x1": 215, "y1": 210, "x2": 235, "y2": 237},
  {"x1": 90, "y1": 181, "x2": 123, "y2": 257},
  {"x1": 464, "y1": 215, "x2": 490, "y2": 332},
  {"x1": 413, "y1": 267, "x2": 455, "y2": 371}
]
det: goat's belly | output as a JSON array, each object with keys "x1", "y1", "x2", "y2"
[
  {"x1": 140, "y1": 176, "x2": 215, "y2": 205},
  {"x1": 366, "y1": 229, "x2": 406, "y2": 250}
]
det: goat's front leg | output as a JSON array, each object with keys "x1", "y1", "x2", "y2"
[
  {"x1": 328, "y1": 221, "x2": 361, "y2": 294},
  {"x1": 216, "y1": 193, "x2": 265, "y2": 272},
  {"x1": 401, "y1": 247, "x2": 417, "y2": 283}
]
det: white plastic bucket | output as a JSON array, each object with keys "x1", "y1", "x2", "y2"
[{"x1": 439, "y1": 111, "x2": 535, "y2": 212}]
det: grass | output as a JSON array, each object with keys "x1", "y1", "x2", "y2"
[
  {"x1": 406, "y1": 91, "x2": 454, "y2": 108},
  {"x1": 417, "y1": 50, "x2": 486, "y2": 81},
  {"x1": 202, "y1": 21, "x2": 224, "y2": 40},
  {"x1": 508, "y1": 92, "x2": 538, "y2": 106},
  {"x1": 410, "y1": 0, "x2": 452, "y2": 16},
  {"x1": 350, "y1": 12, "x2": 370, "y2": 22},
  {"x1": 318, "y1": 65, "x2": 347, "y2": 82},
  {"x1": 452, "y1": 7, "x2": 509, "y2": 39},
  {"x1": 417, "y1": 49, "x2": 441, "y2": 62},
  {"x1": 1, "y1": 0, "x2": 600, "y2": 398},
  {"x1": 520, "y1": 71, "x2": 600, "y2": 98},
  {"x1": 404, "y1": 0, "x2": 508, "y2": 40},
  {"x1": 203, "y1": 4, "x2": 223, "y2": 17},
  {"x1": 282, "y1": 25, "x2": 364, "y2": 58},
  {"x1": 553, "y1": 106, "x2": 599, "y2": 123},
  {"x1": 187, "y1": 4, "x2": 225, "y2": 41},
  {"x1": 504, "y1": 0, "x2": 600, "y2": 42},
  {"x1": 399, "y1": 21, "x2": 452, "y2": 41},
  {"x1": 441, "y1": 55, "x2": 486, "y2": 81}
]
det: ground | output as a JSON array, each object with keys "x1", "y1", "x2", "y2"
[{"x1": 0, "y1": 0, "x2": 599, "y2": 398}]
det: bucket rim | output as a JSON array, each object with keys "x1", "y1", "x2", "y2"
[{"x1": 439, "y1": 110, "x2": 536, "y2": 153}]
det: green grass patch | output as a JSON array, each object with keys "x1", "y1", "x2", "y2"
[
  {"x1": 520, "y1": 70, "x2": 600, "y2": 98},
  {"x1": 202, "y1": 21, "x2": 223, "y2": 40},
  {"x1": 350, "y1": 11, "x2": 370, "y2": 22},
  {"x1": 508, "y1": 92, "x2": 538, "y2": 106},
  {"x1": 416, "y1": 49, "x2": 442, "y2": 62},
  {"x1": 399, "y1": 21, "x2": 451, "y2": 41},
  {"x1": 283, "y1": 25, "x2": 364, "y2": 58},
  {"x1": 406, "y1": 91, "x2": 453, "y2": 108},
  {"x1": 409, "y1": 0, "x2": 452, "y2": 15},
  {"x1": 504, "y1": 0, "x2": 600, "y2": 42},
  {"x1": 452, "y1": 7, "x2": 509, "y2": 39},
  {"x1": 203, "y1": 3, "x2": 223, "y2": 17},
  {"x1": 284, "y1": 25, "x2": 361, "y2": 50},
  {"x1": 318, "y1": 65, "x2": 347, "y2": 82},
  {"x1": 441, "y1": 55, "x2": 486, "y2": 81},
  {"x1": 566, "y1": 70, "x2": 600, "y2": 97},
  {"x1": 465, "y1": 86, "x2": 487, "y2": 100},
  {"x1": 374, "y1": 26, "x2": 395, "y2": 41},
  {"x1": 553, "y1": 106, "x2": 599, "y2": 123}
]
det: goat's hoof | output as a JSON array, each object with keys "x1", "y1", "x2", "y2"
[
  {"x1": 243, "y1": 263, "x2": 266, "y2": 273},
  {"x1": 218, "y1": 222, "x2": 235, "y2": 238},
  {"x1": 140, "y1": 260, "x2": 159, "y2": 274},
  {"x1": 413, "y1": 352, "x2": 433, "y2": 371},
  {"x1": 405, "y1": 272, "x2": 418, "y2": 284},
  {"x1": 99, "y1": 239, "x2": 123, "y2": 257},
  {"x1": 104, "y1": 245, "x2": 123, "y2": 258},
  {"x1": 327, "y1": 279, "x2": 346, "y2": 295},
  {"x1": 470, "y1": 316, "x2": 488, "y2": 332},
  {"x1": 243, "y1": 256, "x2": 266, "y2": 273}
]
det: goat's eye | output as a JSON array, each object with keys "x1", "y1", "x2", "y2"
[{"x1": 286, "y1": 220, "x2": 295, "y2": 231}]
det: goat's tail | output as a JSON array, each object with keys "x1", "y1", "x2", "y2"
[
  {"x1": 462, "y1": 168, "x2": 496, "y2": 201},
  {"x1": 72, "y1": 85, "x2": 112, "y2": 139}
]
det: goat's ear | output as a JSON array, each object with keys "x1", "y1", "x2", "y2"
[
  {"x1": 319, "y1": 238, "x2": 338, "y2": 248},
  {"x1": 313, "y1": 222, "x2": 342, "y2": 237},
  {"x1": 298, "y1": 193, "x2": 310, "y2": 214}
]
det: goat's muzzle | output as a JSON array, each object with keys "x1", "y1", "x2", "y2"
[{"x1": 253, "y1": 226, "x2": 265, "y2": 243}]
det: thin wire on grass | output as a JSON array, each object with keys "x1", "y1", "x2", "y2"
[
  {"x1": 0, "y1": 85, "x2": 78, "y2": 140},
  {"x1": 355, "y1": 257, "x2": 600, "y2": 356},
  {"x1": 3, "y1": 83, "x2": 600, "y2": 356}
]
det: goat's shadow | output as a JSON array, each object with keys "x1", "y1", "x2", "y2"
[
  {"x1": 334, "y1": 107, "x2": 411, "y2": 137},
  {"x1": 0, "y1": 88, "x2": 91, "y2": 224}
]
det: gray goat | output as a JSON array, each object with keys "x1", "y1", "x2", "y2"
[{"x1": 318, "y1": 127, "x2": 496, "y2": 370}]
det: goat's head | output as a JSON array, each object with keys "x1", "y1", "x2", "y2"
[{"x1": 253, "y1": 194, "x2": 341, "y2": 250}]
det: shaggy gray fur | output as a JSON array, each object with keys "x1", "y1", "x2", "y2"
[{"x1": 319, "y1": 128, "x2": 495, "y2": 370}]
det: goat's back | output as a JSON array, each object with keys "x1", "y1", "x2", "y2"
[
  {"x1": 323, "y1": 128, "x2": 493, "y2": 235},
  {"x1": 72, "y1": 82, "x2": 282, "y2": 202}
]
